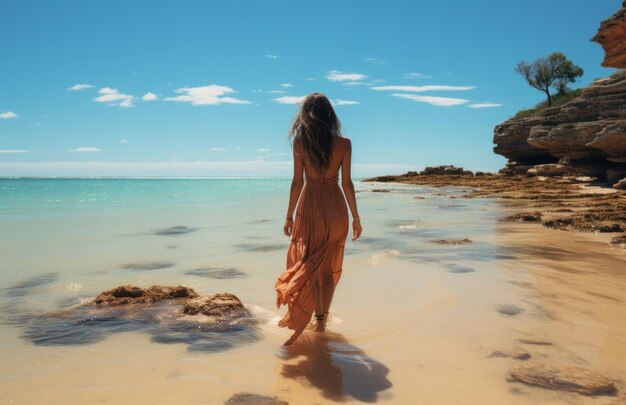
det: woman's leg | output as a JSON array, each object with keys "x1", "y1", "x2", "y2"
[
  {"x1": 314, "y1": 272, "x2": 324, "y2": 316},
  {"x1": 320, "y1": 268, "x2": 336, "y2": 315},
  {"x1": 314, "y1": 271, "x2": 325, "y2": 332}
]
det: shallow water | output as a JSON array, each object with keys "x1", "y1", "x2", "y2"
[{"x1": 1, "y1": 178, "x2": 624, "y2": 404}]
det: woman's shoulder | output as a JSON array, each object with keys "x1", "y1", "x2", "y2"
[{"x1": 336, "y1": 136, "x2": 351, "y2": 148}]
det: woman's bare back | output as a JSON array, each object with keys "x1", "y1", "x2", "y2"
[{"x1": 300, "y1": 137, "x2": 349, "y2": 180}]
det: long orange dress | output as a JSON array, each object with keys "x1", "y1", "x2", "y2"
[{"x1": 275, "y1": 172, "x2": 349, "y2": 344}]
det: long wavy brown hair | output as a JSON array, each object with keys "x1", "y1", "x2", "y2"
[{"x1": 288, "y1": 93, "x2": 343, "y2": 171}]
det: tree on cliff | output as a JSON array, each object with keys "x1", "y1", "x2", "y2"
[{"x1": 515, "y1": 52, "x2": 584, "y2": 107}]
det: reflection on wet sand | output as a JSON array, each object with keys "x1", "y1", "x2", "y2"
[{"x1": 279, "y1": 331, "x2": 392, "y2": 402}]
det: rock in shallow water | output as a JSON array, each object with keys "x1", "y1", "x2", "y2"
[
  {"x1": 182, "y1": 293, "x2": 248, "y2": 318},
  {"x1": 21, "y1": 285, "x2": 259, "y2": 352},
  {"x1": 611, "y1": 235, "x2": 626, "y2": 246},
  {"x1": 225, "y1": 393, "x2": 288, "y2": 405},
  {"x1": 2, "y1": 272, "x2": 60, "y2": 297},
  {"x1": 489, "y1": 346, "x2": 531, "y2": 360},
  {"x1": 501, "y1": 212, "x2": 543, "y2": 222},
  {"x1": 434, "y1": 239, "x2": 472, "y2": 246},
  {"x1": 122, "y1": 261, "x2": 175, "y2": 271},
  {"x1": 497, "y1": 304, "x2": 525, "y2": 316},
  {"x1": 93, "y1": 285, "x2": 198, "y2": 306},
  {"x1": 509, "y1": 361, "x2": 617, "y2": 395},
  {"x1": 185, "y1": 267, "x2": 246, "y2": 279},
  {"x1": 153, "y1": 226, "x2": 196, "y2": 235}
]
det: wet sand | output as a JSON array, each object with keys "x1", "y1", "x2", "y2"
[{"x1": 2, "y1": 222, "x2": 623, "y2": 404}]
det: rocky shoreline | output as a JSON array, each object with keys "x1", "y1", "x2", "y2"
[{"x1": 363, "y1": 168, "x2": 626, "y2": 248}]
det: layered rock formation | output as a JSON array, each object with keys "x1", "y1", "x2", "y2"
[
  {"x1": 592, "y1": 1, "x2": 626, "y2": 68},
  {"x1": 493, "y1": 73, "x2": 626, "y2": 180},
  {"x1": 493, "y1": 2, "x2": 626, "y2": 185}
]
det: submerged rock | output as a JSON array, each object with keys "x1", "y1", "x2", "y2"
[
  {"x1": 501, "y1": 212, "x2": 543, "y2": 222},
  {"x1": 509, "y1": 361, "x2": 617, "y2": 395},
  {"x1": 185, "y1": 267, "x2": 247, "y2": 279},
  {"x1": 22, "y1": 285, "x2": 259, "y2": 352},
  {"x1": 489, "y1": 346, "x2": 531, "y2": 360},
  {"x1": 497, "y1": 304, "x2": 525, "y2": 316},
  {"x1": 517, "y1": 339, "x2": 553, "y2": 346},
  {"x1": 122, "y1": 261, "x2": 175, "y2": 271},
  {"x1": 447, "y1": 264, "x2": 475, "y2": 274},
  {"x1": 225, "y1": 393, "x2": 288, "y2": 405},
  {"x1": 3, "y1": 272, "x2": 60, "y2": 297},
  {"x1": 153, "y1": 226, "x2": 196, "y2": 235},
  {"x1": 611, "y1": 235, "x2": 626, "y2": 246},
  {"x1": 434, "y1": 239, "x2": 472, "y2": 246}
]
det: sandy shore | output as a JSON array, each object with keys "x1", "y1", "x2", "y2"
[{"x1": 360, "y1": 173, "x2": 626, "y2": 403}]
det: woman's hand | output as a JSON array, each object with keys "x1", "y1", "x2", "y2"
[
  {"x1": 352, "y1": 218, "x2": 362, "y2": 241},
  {"x1": 283, "y1": 218, "x2": 293, "y2": 237}
]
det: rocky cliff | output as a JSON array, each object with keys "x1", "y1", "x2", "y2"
[
  {"x1": 493, "y1": 2, "x2": 626, "y2": 185},
  {"x1": 592, "y1": 1, "x2": 626, "y2": 68}
]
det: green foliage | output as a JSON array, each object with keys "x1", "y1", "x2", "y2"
[
  {"x1": 515, "y1": 52, "x2": 584, "y2": 107},
  {"x1": 512, "y1": 88, "x2": 582, "y2": 119}
]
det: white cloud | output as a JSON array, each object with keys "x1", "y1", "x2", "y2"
[
  {"x1": 342, "y1": 81, "x2": 373, "y2": 86},
  {"x1": 120, "y1": 139, "x2": 129, "y2": 143},
  {"x1": 280, "y1": 83, "x2": 293, "y2": 88},
  {"x1": 273, "y1": 96, "x2": 306, "y2": 104},
  {"x1": 266, "y1": 54, "x2": 279, "y2": 59},
  {"x1": 267, "y1": 90, "x2": 286, "y2": 94},
  {"x1": 327, "y1": 70, "x2": 367, "y2": 82},
  {"x1": 404, "y1": 73, "x2": 433, "y2": 79},
  {"x1": 468, "y1": 103, "x2": 502, "y2": 109},
  {"x1": 372, "y1": 85, "x2": 475, "y2": 92},
  {"x1": 0, "y1": 111, "x2": 18, "y2": 119},
  {"x1": 164, "y1": 85, "x2": 250, "y2": 105},
  {"x1": 94, "y1": 87, "x2": 134, "y2": 107},
  {"x1": 0, "y1": 149, "x2": 29, "y2": 154},
  {"x1": 305, "y1": 77, "x2": 316, "y2": 81},
  {"x1": 142, "y1": 92, "x2": 158, "y2": 101},
  {"x1": 69, "y1": 147, "x2": 102, "y2": 152},
  {"x1": 364, "y1": 57, "x2": 388, "y2": 64},
  {"x1": 210, "y1": 147, "x2": 227, "y2": 151},
  {"x1": 256, "y1": 148, "x2": 271, "y2": 152},
  {"x1": 68, "y1": 83, "x2": 95, "y2": 91},
  {"x1": 391, "y1": 93, "x2": 468, "y2": 106},
  {"x1": 332, "y1": 99, "x2": 359, "y2": 106}
]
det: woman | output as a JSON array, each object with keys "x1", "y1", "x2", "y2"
[{"x1": 274, "y1": 93, "x2": 362, "y2": 346}]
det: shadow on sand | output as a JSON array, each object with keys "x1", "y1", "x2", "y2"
[{"x1": 278, "y1": 331, "x2": 392, "y2": 402}]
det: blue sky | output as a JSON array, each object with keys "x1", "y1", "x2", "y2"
[{"x1": 0, "y1": 0, "x2": 619, "y2": 177}]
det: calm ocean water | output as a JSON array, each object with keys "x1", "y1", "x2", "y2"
[{"x1": 0, "y1": 178, "x2": 515, "y2": 403}]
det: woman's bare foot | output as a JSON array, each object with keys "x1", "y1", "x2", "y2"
[{"x1": 314, "y1": 319, "x2": 325, "y2": 332}]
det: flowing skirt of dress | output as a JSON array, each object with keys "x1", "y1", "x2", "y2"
[{"x1": 275, "y1": 174, "x2": 349, "y2": 344}]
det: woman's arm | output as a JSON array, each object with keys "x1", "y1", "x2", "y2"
[
  {"x1": 340, "y1": 139, "x2": 362, "y2": 240},
  {"x1": 283, "y1": 142, "x2": 304, "y2": 236}
]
